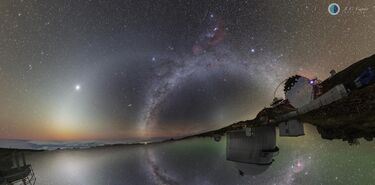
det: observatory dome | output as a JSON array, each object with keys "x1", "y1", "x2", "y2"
[{"x1": 284, "y1": 75, "x2": 314, "y2": 108}]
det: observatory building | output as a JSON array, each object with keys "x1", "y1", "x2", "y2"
[{"x1": 284, "y1": 75, "x2": 315, "y2": 109}]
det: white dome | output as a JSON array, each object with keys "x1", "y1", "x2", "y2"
[{"x1": 285, "y1": 76, "x2": 314, "y2": 108}]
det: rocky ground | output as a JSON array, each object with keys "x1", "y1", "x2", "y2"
[{"x1": 300, "y1": 84, "x2": 375, "y2": 143}]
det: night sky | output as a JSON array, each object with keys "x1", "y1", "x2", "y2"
[{"x1": 0, "y1": 0, "x2": 374, "y2": 141}]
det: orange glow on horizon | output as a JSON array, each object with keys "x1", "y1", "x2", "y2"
[{"x1": 0, "y1": 118, "x2": 203, "y2": 141}]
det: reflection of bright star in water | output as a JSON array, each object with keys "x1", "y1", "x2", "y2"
[{"x1": 75, "y1": 84, "x2": 81, "y2": 91}]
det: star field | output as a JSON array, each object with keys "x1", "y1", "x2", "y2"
[{"x1": 0, "y1": 0, "x2": 374, "y2": 140}]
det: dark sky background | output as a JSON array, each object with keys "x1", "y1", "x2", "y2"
[{"x1": 0, "y1": 0, "x2": 374, "y2": 140}]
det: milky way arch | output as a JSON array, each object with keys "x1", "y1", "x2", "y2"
[{"x1": 139, "y1": 45, "x2": 292, "y2": 134}]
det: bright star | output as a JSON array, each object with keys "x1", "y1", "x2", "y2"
[{"x1": 75, "y1": 85, "x2": 81, "y2": 91}]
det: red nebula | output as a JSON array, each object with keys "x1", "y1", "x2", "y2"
[{"x1": 192, "y1": 17, "x2": 226, "y2": 55}]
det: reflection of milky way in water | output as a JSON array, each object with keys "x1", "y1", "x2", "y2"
[
  {"x1": 146, "y1": 149, "x2": 179, "y2": 185},
  {"x1": 143, "y1": 140, "x2": 228, "y2": 185},
  {"x1": 141, "y1": 139, "x2": 311, "y2": 185},
  {"x1": 139, "y1": 127, "x2": 320, "y2": 185},
  {"x1": 25, "y1": 130, "x2": 375, "y2": 185}
]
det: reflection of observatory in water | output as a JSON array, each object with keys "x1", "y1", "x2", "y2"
[
  {"x1": 225, "y1": 74, "x2": 319, "y2": 176},
  {"x1": 226, "y1": 126, "x2": 279, "y2": 176},
  {"x1": 0, "y1": 151, "x2": 36, "y2": 185}
]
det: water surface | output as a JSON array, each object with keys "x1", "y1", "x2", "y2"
[{"x1": 27, "y1": 125, "x2": 375, "y2": 185}]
